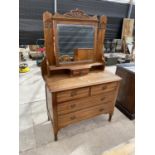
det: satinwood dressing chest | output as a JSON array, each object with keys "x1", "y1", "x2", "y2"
[{"x1": 41, "y1": 9, "x2": 121, "y2": 140}]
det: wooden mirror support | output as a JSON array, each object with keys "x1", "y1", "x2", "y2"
[{"x1": 42, "y1": 9, "x2": 107, "y2": 76}]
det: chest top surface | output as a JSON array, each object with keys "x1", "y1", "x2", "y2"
[{"x1": 44, "y1": 70, "x2": 121, "y2": 92}]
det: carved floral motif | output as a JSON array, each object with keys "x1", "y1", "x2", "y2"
[{"x1": 64, "y1": 8, "x2": 89, "y2": 18}]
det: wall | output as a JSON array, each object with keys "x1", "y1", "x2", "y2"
[{"x1": 19, "y1": 0, "x2": 135, "y2": 45}]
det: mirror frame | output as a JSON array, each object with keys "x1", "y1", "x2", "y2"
[{"x1": 43, "y1": 9, "x2": 107, "y2": 76}]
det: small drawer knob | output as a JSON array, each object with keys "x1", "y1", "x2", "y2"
[
  {"x1": 102, "y1": 86, "x2": 107, "y2": 90},
  {"x1": 100, "y1": 97, "x2": 106, "y2": 101},
  {"x1": 70, "y1": 116, "x2": 76, "y2": 120},
  {"x1": 70, "y1": 91, "x2": 77, "y2": 97},
  {"x1": 70, "y1": 104, "x2": 76, "y2": 108},
  {"x1": 99, "y1": 108, "x2": 104, "y2": 112}
]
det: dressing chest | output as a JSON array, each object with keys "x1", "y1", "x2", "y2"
[{"x1": 41, "y1": 9, "x2": 121, "y2": 140}]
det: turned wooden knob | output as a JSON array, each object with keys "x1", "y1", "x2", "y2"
[
  {"x1": 70, "y1": 91, "x2": 77, "y2": 97},
  {"x1": 99, "y1": 108, "x2": 104, "y2": 112},
  {"x1": 100, "y1": 97, "x2": 106, "y2": 101},
  {"x1": 70, "y1": 116, "x2": 76, "y2": 120},
  {"x1": 102, "y1": 86, "x2": 107, "y2": 90},
  {"x1": 70, "y1": 104, "x2": 76, "y2": 108}
]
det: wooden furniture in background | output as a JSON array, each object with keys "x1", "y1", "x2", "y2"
[
  {"x1": 41, "y1": 9, "x2": 121, "y2": 141},
  {"x1": 122, "y1": 36, "x2": 134, "y2": 54},
  {"x1": 121, "y1": 18, "x2": 134, "y2": 39},
  {"x1": 116, "y1": 63, "x2": 135, "y2": 120},
  {"x1": 121, "y1": 18, "x2": 134, "y2": 54}
]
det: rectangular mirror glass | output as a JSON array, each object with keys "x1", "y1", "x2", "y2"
[{"x1": 56, "y1": 24, "x2": 95, "y2": 64}]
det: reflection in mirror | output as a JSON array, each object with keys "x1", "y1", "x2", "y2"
[{"x1": 57, "y1": 24, "x2": 95, "y2": 64}]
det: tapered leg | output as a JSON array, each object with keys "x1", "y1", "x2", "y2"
[
  {"x1": 54, "y1": 134, "x2": 58, "y2": 141},
  {"x1": 47, "y1": 114, "x2": 50, "y2": 121},
  {"x1": 53, "y1": 127, "x2": 58, "y2": 141},
  {"x1": 108, "y1": 113, "x2": 113, "y2": 122}
]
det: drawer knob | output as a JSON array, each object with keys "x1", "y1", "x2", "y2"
[
  {"x1": 70, "y1": 116, "x2": 76, "y2": 120},
  {"x1": 100, "y1": 97, "x2": 106, "y2": 101},
  {"x1": 70, "y1": 91, "x2": 77, "y2": 97},
  {"x1": 70, "y1": 104, "x2": 76, "y2": 108},
  {"x1": 102, "y1": 86, "x2": 107, "y2": 90},
  {"x1": 99, "y1": 108, "x2": 104, "y2": 112}
]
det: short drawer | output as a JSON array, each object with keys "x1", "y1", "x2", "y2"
[
  {"x1": 57, "y1": 91, "x2": 115, "y2": 115},
  {"x1": 56, "y1": 87, "x2": 89, "y2": 103},
  {"x1": 91, "y1": 82, "x2": 118, "y2": 95},
  {"x1": 58, "y1": 103, "x2": 113, "y2": 128}
]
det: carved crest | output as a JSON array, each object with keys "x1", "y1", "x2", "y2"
[{"x1": 63, "y1": 8, "x2": 89, "y2": 18}]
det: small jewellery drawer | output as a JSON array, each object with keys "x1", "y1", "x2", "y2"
[
  {"x1": 57, "y1": 92, "x2": 115, "y2": 115},
  {"x1": 91, "y1": 82, "x2": 118, "y2": 95},
  {"x1": 58, "y1": 103, "x2": 113, "y2": 128},
  {"x1": 56, "y1": 87, "x2": 89, "y2": 103}
]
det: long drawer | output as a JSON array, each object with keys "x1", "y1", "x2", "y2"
[
  {"x1": 91, "y1": 82, "x2": 118, "y2": 95},
  {"x1": 58, "y1": 103, "x2": 113, "y2": 128},
  {"x1": 57, "y1": 92, "x2": 115, "y2": 115},
  {"x1": 56, "y1": 87, "x2": 89, "y2": 103}
]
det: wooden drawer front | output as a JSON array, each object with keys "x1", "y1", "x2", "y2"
[
  {"x1": 57, "y1": 87, "x2": 89, "y2": 103},
  {"x1": 57, "y1": 92, "x2": 115, "y2": 115},
  {"x1": 58, "y1": 103, "x2": 113, "y2": 128},
  {"x1": 91, "y1": 82, "x2": 118, "y2": 95}
]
